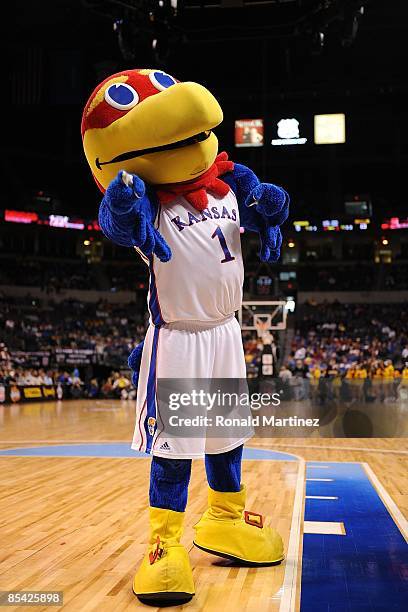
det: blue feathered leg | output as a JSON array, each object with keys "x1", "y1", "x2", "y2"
[
  {"x1": 149, "y1": 457, "x2": 192, "y2": 512},
  {"x1": 205, "y1": 445, "x2": 243, "y2": 492},
  {"x1": 147, "y1": 446, "x2": 242, "y2": 514}
]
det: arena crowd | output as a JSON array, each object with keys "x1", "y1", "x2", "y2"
[
  {"x1": 0, "y1": 364, "x2": 135, "y2": 400},
  {"x1": 277, "y1": 301, "x2": 408, "y2": 402},
  {"x1": 0, "y1": 294, "x2": 146, "y2": 364},
  {"x1": 0, "y1": 294, "x2": 144, "y2": 398},
  {"x1": 1, "y1": 295, "x2": 408, "y2": 403}
]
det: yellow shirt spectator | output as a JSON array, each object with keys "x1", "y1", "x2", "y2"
[{"x1": 383, "y1": 364, "x2": 394, "y2": 379}]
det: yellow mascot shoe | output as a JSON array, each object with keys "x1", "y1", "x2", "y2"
[
  {"x1": 133, "y1": 507, "x2": 195, "y2": 606},
  {"x1": 193, "y1": 485, "x2": 284, "y2": 566}
]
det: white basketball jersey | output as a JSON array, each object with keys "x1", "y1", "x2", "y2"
[{"x1": 145, "y1": 190, "x2": 244, "y2": 324}]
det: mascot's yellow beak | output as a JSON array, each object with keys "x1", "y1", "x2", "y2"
[{"x1": 83, "y1": 81, "x2": 223, "y2": 188}]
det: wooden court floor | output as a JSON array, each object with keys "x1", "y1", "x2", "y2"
[{"x1": 0, "y1": 399, "x2": 407, "y2": 612}]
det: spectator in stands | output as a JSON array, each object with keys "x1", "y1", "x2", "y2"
[
  {"x1": 278, "y1": 365, "x2": 292, "y2": 382},
  {"x1": 85, "y1": 378, "x2": 99, "y2": 399},
  {"x1": 58, "y1": 371, "x2": 72, "y2": 386},
  {"x1": 112, "y1": 372, "x2": 131, "y2": 398},
  {"x1": 70, "y1": 374, "x2": 83, "y2": 399},
  {"x1": 43, "y1": 371, "x2": 54, "y2": 385},
  {"x1": 101, "y1": 376, "x2": 114, "y2": 398}
]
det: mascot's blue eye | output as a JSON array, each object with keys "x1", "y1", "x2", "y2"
[
  {"x1": 149, "y1": 71, "x2": 177, "y2": 91},
  {"x1": 104, "y1": 83, "x2": 139, "y2": 110}
]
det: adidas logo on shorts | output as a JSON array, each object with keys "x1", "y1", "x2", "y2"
[{"x1": 159, "y1": 442, "x2": 171, "y2": 450}]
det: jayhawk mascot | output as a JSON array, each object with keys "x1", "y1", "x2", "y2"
[{"x1": 82, "y1": 69, "x2": 289, "y2": 606}]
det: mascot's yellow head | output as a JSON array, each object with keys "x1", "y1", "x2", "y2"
[{"x1": 81, "y1": 69, "x2": 223, "y2": 191}]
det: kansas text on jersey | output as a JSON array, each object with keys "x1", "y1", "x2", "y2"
[{"x1": 137, "y1": 190, "x2": 244, "y2": 324}]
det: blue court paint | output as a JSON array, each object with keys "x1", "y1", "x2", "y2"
[
  {"x1": 0, "y1": 443, "x2": 146, "y2": 458},
  {"x1": 244, "y1": 447, "x2": 297, "y2": 461},
  {"x1": 0, "y1": 444, "x2": 296, "y2": 462},
  {"x1": 301, "y1": 462, "x2": 408, "y2": 612}
]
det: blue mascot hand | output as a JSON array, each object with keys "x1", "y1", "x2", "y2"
[
  {"x1": 102, "y1": 171, "x2": 171, "y2": 263},
  {"x1": 247, "y1": 183, "x2": 289, "y2": 227},
  {"x1": 259, "y1": 225, "x2": 283, "y2": 263},
  {"x1": 104, "y1": 171, "x2": 145, "y2": 215},
  {"x1": 128, "y1": 340, "x2": 144, "y2": 387}
]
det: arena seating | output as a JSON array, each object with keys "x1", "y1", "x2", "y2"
[
  {"x1": 1, "y1": 257, "x2": 407, "y2": 293},
  {"x1": 0, "y1": 295, "x2": 146, "y2": 396},
  {"x1": 282, "y1": 302, "x2": 408, "y2": 392}
]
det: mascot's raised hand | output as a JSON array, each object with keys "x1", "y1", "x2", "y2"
[
  {"x1": 246, "y1": 182, "x2": 289, "y2": 263},
  {"x1": 99, "y1": 170, "x2": 172, "y2": 262},
  {"x1": 247, "y1": 182, "x2": 289, "y2": 225},
  {"x1": 221, "y1": 162, "x2": 290, "y2": 263}
]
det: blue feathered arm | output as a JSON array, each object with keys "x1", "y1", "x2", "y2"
[
  {"x1": 128, "y1": 340, "x2": 144, "y2": 387},
  {"x1": 98, "y1": 171, "x2": 172, "y2": 262},
  {"x1": 223, "y1": 164, "x2": 289, "y2": 262}
]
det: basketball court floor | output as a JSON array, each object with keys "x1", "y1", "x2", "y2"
[{"x1": 0, "y1": 399, "x2": 407, "y2": 611}]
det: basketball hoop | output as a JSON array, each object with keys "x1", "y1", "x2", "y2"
[
  {"x1": 238, "y1": 301, "x2": 287, "y2": 332},
  {"x1": 255, "y1": 316, "x2": 273, "y2": 345}
]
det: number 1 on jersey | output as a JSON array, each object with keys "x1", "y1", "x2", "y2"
[{"x1": 212, "y1": 226, "x2": 235, "y2": 263}]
